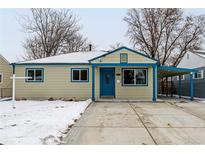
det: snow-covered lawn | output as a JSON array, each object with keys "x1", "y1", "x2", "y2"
[{"x1": 0, "y1": 99, "x2": 91, "y2": 145}]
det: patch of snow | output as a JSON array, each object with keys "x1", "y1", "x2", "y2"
[
  {"x1": 177, "y1": 51, "x2": 205, "y2": 68},
  {"x1": 16, "y1": 51, "x2": 107, "y2": 64},
  {"x1": 0, "y1": 99, "x2": 92, "y2": 145},
  {"x1": 159, "y1": 94, "x2": 205, "y2": 103},
  {"x1": 0, "y1": 98, "x2": 12, "y2": 101}
]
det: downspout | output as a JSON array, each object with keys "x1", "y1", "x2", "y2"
[
  {"x1": 190, "y1": 73, "x2": 194, "y2": 101},
  {"x1": 178, "y1": 75, "x2": 182, "y2": 98},
  {"x1": 92, "y1": 65, "x2": 95, "y2": 101},
  {"x1": 152, "y1": 64, "x2": 157, "y2": 102}
]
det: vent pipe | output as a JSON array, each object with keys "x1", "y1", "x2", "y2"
[{"x1": 89, "y1": 44, "x2": 92, "y2": 51}]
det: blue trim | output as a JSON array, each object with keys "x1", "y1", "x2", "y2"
[
  {"x1": 71, "y1": 68, "x2": 89, "y2": 82},
  {"x1": 159, "y1": 65, "x2": 197, "y2": 73},
  {"x1": 25, "y1": 68, "x2": 44, "y2": 83},
  {"x1": 155, "y1": 64, "x2": 158, "y2": 101},
  {"x1": 11, "y1": 47, "x2": 158, "y2": 66},
  {"x1": 92, "y1": 63, "x2": 156, "y2": 67},
  {"x1": 12, "y1": 64, "x2": 15, "y2": 74},
  {"x1": 11, "y1": 62, "x2": 158, "y2": 67},
  {"x1": 12, "y1": 63, "x2": 90, "y2": 66},
  {"x1": 92, "y1": 65, "x2": 95, "y2": 101},
  {"x1": 89, "y1": 46, "x2": 159, "y2": 62},
  {"x1": 190, "y1": 73, "x2": 194, "y2": 101},
  {"x1": 152, "y1": 64, "x2": 157, "y2": 102},
  {"x1": 120, "y1": 53, "x2": 128, "y2": 64},
  {"x1": 178, "y1": 75, "x2": 182, "y2": 98},
  {"x1": 121, "y1": 68, "x2": 148, "y2": 86},
  {"x1": 100, "y1": 68, "x2": 115, "y2": 98}
]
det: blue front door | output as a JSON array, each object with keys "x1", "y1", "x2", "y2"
[{"x1": 100, "y1": 68, "x2": 115, "y2": 97}]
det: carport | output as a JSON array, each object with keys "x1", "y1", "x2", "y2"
[{"x1": 158, "y1": 66, "x2": 197, "y2": 101}]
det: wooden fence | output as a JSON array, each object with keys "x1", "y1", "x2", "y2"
[
  {"x1": 0, "y1": 88, "x2": 12, "y2": 98},
  {"x1": 158, "y1": 79, "x2": 177, "y2": 96}
]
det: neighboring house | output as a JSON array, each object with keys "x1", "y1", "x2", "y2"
[
  {"x1": 173, "y1": 50, "x2": 205, "y2": 98},
  {"x1": 11, "y1": 47, "x2": 159, "y2": 101},
  {"x1": 0, "y1": 54, "x2": 12, "y2": 98}
]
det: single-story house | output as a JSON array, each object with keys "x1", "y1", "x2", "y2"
[
  {"x1": 0, "y1": 54, "x2": 12, "y2": 98},
  {"x1": 173, "y1": 50, "x2": 205, "y2": 98},
  {"x1": 11, "y1": 46, "x2": 197, "y2": 102}
]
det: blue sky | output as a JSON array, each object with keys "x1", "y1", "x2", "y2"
[{"x1": 1, "y1": 8, "x2": 205, "y2": 62}]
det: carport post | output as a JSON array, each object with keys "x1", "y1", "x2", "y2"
[
  {"x1": 178, "y1": 75, "x2": 182, "y2": 98},
  {"x1": 170, "y1": 77, "x2": 173, "y2": 97},
  {"x1": 152, "y1": 64, "x2": 157, "y2": 102},
  {"x1": 92, "y1": 65, "x2": 95, "y2": 101},
  {"x1": 190, "y1": 73, "x2": 194, "y2": 101},
  {"x1": 166, "y1": 77, "x2": 168, "y2": 96}
]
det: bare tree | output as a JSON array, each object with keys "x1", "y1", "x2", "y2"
[
  {"x1": 21, "y1": 8, "x2": 89, "y2": 60},
  {"x1": 109, "y1": 42, "x2": 124, "y2": 50},
  {"x1": 124, "y1": 8, "x2": 205, "y2": 66}
]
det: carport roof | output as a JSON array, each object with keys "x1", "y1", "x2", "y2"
[{"x1": 158, "y1": 65, "x2": 197, "y2": 78}]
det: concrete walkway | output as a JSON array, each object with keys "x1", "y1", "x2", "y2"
[{"x1": 64, "y1": 102, "x2": 205, "y2": 145}]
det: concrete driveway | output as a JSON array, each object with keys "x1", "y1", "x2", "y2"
[{"x1": 64, "y1": 102, "x2": 205, "y2": 145}]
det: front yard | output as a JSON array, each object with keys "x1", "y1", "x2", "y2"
[
  {"x1": 0, "y1": 99, "x2": 91, "y2": 145},
  {"x1": 1, "y1": 98, "x2": 205, "y2": 145}
]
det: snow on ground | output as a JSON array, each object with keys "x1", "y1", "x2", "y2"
[
  {"x1": 159, "y1": 94, "x2": 205, "y2": 103},
  {"x1": 0, "y1": 99, "x2": 91, "y2": 145}
]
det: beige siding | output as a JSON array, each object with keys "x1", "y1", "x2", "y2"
[
  {"x1": 15, "y1": 48, "x2": 156, "y2": 100},
  {"x1": 94, "y1": 66, "x2": 153, "y2": 101},
  {"x1": 93, "y1": 48, "x2": 155, "y2": 100},
  {"x1": 15, "y1": 65, "x2": 92, "y2": 100},
  {"x1": 15, "y1": 65, "x2": 153, "y2": 101},
  {"x1": 116, "y1": 66, "x2": 153, "y2": 100},
  {"x1": 92, "y1": 48, "x2": 156, "y2": 64},
  {"x1": 0, "y1": 56, "x2": 12, "y2": 98}
]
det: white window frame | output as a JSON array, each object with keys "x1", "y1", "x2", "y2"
[
  {"x1": 120, "y1": 53, "x2": 128, "y2": 63},
  {"x1": 71, "y1": 68, "x2": 89, "y2": 82},
  {"x1": 122, "y1": 68, "x2": 148, "y2": 86},
  {"x1": 26, "y1": 68, "x2": 44, "y2": 82},
  {"x1": 193, "y1": 70, "x2": 204, "y2": 79},
  {"x1": 177, "y1": 75, "x2": 185, "y2": 80},
  {"x1": 0, "y1": 73, "x2": 3, "y2": 84}
]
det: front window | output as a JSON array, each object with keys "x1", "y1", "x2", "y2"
[
  {"x1": 135, "y1": 69, "x2": 147, "y2": 84},
  {"x1": 26, "y1": 68, "x2": 44, "y2": 82},
  {"x1": 193, "y1": 70, "x2": 203, "y2": 79},
  {"x1": 123, "y1": 69, "x2": 147, "y2": 86},
  {"x1": 71, "y1": 68, "x2": 89, "y2": 82},
  {"x1": 123, "y1": 69, "x2": 134, "y2": 84},
  {"x1": 0, "y1": 73, "x2": 2, "y2": 83}
]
